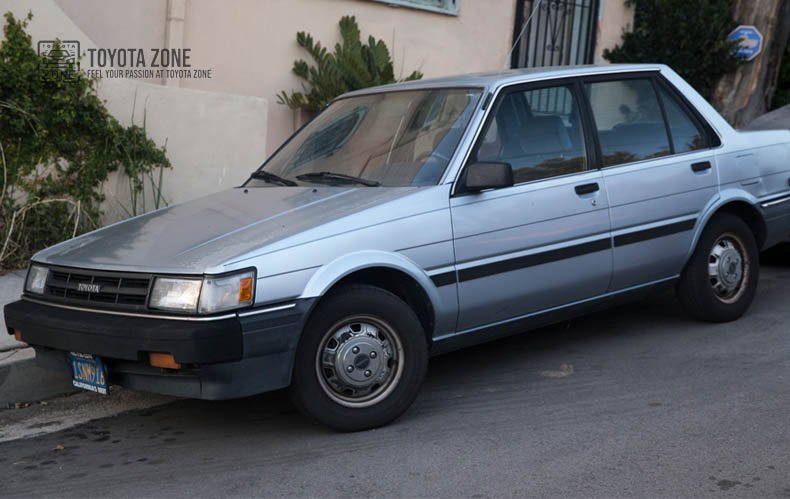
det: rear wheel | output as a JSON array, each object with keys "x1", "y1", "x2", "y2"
[
  {"x1": 677, "y1": 213, "x2": 759, "y2": 322},
  {"x1": 289, "y1": 285, "x2": 428, "y2": 431}
]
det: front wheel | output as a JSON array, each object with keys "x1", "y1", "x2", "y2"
[
  {"x1": 289, "y1": 285, "x2": 428, "y2": 431},
  {"x1": 677, "y1": 213, "x2": 759, "y2": 322}
]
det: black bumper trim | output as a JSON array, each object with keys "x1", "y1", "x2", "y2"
[
  {"x1": 9, "y1": 297, "x2": 317, "y2": 400},
  {"x1": 34, "y1": 347, "x2": 294, "y2": 399},
  {"x1": 5, "y1": 299, "x2": 242, "y2": 364}
]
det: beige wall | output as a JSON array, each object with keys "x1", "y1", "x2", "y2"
[
  {"x1": 178, "y1": 0, "x2": 517, "y2": 154},
  {"x1": 43, "y1": 0, "x2": 517, "y2": 155},
  {"x1": 594, "y1": 0, "x2": 634, "y2": 63},
  {"x1": 19, "y1": 0, "x2": 634, "y2": 159},
  {"x1": 54, "y1": 0, "x2": 167, "y2": 84}
]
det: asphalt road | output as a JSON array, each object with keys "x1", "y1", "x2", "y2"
[{"x1": 2, "y1": 249, "x2": 789, "y2": 498}]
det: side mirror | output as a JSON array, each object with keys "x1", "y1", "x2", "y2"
[{"x1": 463, "y1": 162, "x2": 514, "y2": 192}]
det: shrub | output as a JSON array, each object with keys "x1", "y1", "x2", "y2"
[
  {"x1": 603, "y1": 0, "x2": 740, "y2": 100},
  {"x1": 0, "y1": 12, "x2": 170, "y2": 270},
  {"x1": 278, "y1": 15, "x2": 423, "y2": 113}
]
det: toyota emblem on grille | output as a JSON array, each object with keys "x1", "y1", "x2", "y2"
[{"x1": 77, "y1": 283, "x2": 102, "y2": 293}]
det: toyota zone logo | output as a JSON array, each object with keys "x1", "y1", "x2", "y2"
[{"x1": 37, "y1": 40, "x2": 80, "y2": 80}]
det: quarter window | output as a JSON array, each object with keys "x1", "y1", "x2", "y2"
[
  {"x1": 474, "y1": 84, "x2": 588, "y2": 184},
  {"x1": 658, "y1": 85, "x2": 707, "y2": 153},
  {"x1": 585, "y1": 78, "x2": 671, "y2": 167}
]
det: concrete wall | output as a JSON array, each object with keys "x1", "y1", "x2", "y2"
[{"x1": 97, "y1": 79, "x2": 267, "y2": 223}]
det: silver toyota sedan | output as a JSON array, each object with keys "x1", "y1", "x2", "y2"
[{"x1": 6, "y1": 64, "x2": 790, "y2": 430}]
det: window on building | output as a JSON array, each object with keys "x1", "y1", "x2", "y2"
[
  {"x1": 585, "y1": 78, "x2": 671, "y2": 167},
  {"x1": 368, "y1": 0, "x2": 459, "y2": 16},
  {"x1": 512, "y1": 0, "x2": 599, "y2": 68},
  {"x1": 474, "y1": 84, "x2": 587, "y2": 184}
]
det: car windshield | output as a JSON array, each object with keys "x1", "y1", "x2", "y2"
[{"x1": 249, "y1": 88, "x2": 482, "y2": 187}]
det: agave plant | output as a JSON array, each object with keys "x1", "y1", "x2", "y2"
[{"x1": 278, "y1": 16, "x2": 423, "y2": 113}]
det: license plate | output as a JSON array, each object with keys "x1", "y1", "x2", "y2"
[{"x1": 67, "y1": 352, "x2": 108, "y2": 395}]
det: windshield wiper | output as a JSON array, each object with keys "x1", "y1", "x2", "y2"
[
  {"x1": 249, "y1": 170, "x2": 298, "y2": 186},
  {"x1": 296, "y1": 171, "x2": 380, "y2": 187}
]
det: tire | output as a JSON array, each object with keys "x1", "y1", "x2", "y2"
[
  {"x1": 677, "y1": 213, "x2": 759, "y2": 322},
  {"x1": 289, "y1": 285, "x2": 428, "y2": 431}
]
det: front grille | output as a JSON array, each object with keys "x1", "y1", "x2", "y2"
[{"x1": 44, "y1": 266, "x2": 152, "y2": 311}]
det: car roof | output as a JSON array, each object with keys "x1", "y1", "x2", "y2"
[{"x1": 340, "y1": 64, "x2": 666, "y2": 98}]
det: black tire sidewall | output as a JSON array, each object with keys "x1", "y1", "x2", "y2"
[
  {"x1": 680, "y1": 213, "x2": 759, "y2": 322},
  {"x1": 289, "y1": 285, "x2": 428, "y2": 431}
]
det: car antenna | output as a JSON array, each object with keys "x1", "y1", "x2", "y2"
[{"x1": 501, "y1": 0, "x2": 544, "y2": 73}]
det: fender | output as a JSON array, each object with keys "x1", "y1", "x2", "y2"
[
  {"x1": 687, "y1": 188, "x2": 762, "y2": 259},
  {"x1": 268, "y1": 251, "x2": 448, "y2": 387},
  {"x1": 299, "y1": 250, "x2": 445, "y2": 313}
]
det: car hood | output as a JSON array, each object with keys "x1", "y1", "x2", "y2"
[{"x1": 34, "y1": 186, "x2": 421, "y2": 273}]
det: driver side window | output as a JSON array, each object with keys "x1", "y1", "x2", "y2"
[{"x1": 475, "y1": 83, "x2": 588, "y2": 184}]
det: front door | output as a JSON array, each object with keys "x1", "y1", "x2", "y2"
[{"x1": 450, "y1": 80, "x2": 612, "y2": 331}]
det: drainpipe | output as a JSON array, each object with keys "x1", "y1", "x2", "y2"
[{"x1": 163, "y1": 0, "x2": 186, "y2": 87}]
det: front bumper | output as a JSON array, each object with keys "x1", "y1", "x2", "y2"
[{"x1": 4, "y1": 297, "x2": 314, "y2": 399}]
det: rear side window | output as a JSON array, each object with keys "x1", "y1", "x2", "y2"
[
  {"x1": 658, "y1": 85, "x2": 707, "y2": 153},
  {"x1": 585, "y1": 78, "x2": 671, "y2": 167},
  {"x1": 475, "y1": 84, "x2": 587, "y2": 183}
]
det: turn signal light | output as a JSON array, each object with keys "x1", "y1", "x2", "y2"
[
  {"x1": 13, "y1": 329, "x2": 23, "y2": 342},
  {"x1": 239, "y1": 276, "x2": 253, "y2": 303},
  {"x1": 149, "y1": 352, "x2": 181, "y2": 369}
]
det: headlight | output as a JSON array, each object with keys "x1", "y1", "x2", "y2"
[
  {"x1": 25, "y1": 265, "x2": 49, "y2": 294},
  {"x1": 198, "y1": 270, "x2": 255, "y2": 314},
  {"x1": 149, "y1": 278, "x2": 202, "y2": 313}
]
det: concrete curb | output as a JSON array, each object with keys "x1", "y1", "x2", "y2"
[
  {"x1": 0, "y1": 347, "x2": 76, "y2": 408},
  {"x1": 1, "y1": 271, "x2": 76, "y2": 407}
]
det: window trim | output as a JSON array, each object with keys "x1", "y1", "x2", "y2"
[
  {"x1": 652, "y1": 78, "x2": 676, "y2": 155},
  {"x1": 654, "y1": 74, "x2": 721, "y2": 149},
  {"x1": 368, "y1": 0, "x2": 459, "y2": 16},
  {"x1": 579, "y1": 71, "x2": 722, "y2": 171},
  {"x1": 454, "y1": 76, "x2": 595, "y2": 195}
]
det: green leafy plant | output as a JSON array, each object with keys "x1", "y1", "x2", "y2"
[
  {"x1": 0, "y1": 12, "x2": 170, "y2": 270},
  {"x1": 278, "y1": 15, "x2": 423, "y2": 113},
  {"x1": 120, "y1": 93, "x2": 169, "y2": 217},
  {"x1": 603, "y1": 0, "x2": 740, "y2": 100}
]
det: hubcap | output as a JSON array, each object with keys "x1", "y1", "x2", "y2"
[
  {"x1": 315, "y1": 316, "x2": 404, "y2": 408},
  {"x1": 708, "y1": 233, "x2": 749, "y2": 303}
]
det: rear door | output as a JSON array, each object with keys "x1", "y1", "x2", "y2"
[
  {"x1": 582, "y1": 73, "x2": 720, "y2": 291},
  {"x1": 450, "y1": 79, "x2": 612, "y2": 331}
]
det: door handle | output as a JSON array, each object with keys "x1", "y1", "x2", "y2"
[
  {"x1": 691, "y1": 161, "x2": 712, "y2": 172},
  {"x1": 575, "y1": 182, "x2": 600, "y2": 195}
]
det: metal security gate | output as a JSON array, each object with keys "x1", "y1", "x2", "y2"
[{"x1": 511, "y1": 0, "x2": 599, "y2": 68}]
